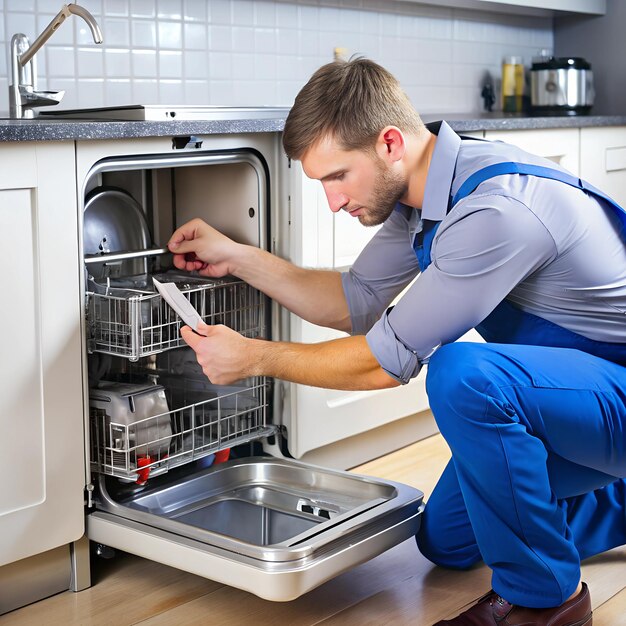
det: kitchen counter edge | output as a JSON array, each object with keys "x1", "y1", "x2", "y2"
[{"x1": 1, "y1": 114, "x2": 626, "y2": 142}]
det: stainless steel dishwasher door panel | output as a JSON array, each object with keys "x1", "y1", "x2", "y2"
[{"x1": 87, "y1": 457, "x2": 424, "y2": 600}]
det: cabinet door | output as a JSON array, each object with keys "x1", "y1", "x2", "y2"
[
  {"x1": 580, "y1": 127, "x2": 626, "y2": 207},
  {"x1": 484, "y1": 128, "x2": 580, "y2": 175},
  {"x1": 0, "y1": 142, "x2": 85, "y2": 566}
]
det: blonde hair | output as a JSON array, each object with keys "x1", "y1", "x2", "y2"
[{"x1": 283, "y1": 58, "x2": 425, "y2": 160}]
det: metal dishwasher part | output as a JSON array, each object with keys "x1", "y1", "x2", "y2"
[
  {"x1": 88, "y1": 457, "x2": 424, "y2": 601},
  {"x1": 83, "y1": 187, "x2": 152, "y2": 279},
  {"x1": 86, "y1": 273, "x2": 264, "y2": 360},
  {"x1": 90, "y1": 372, "x2": 271, "y2": 481}
]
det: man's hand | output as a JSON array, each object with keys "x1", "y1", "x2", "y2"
[
  {"x1": 180, "y1": 321, "x2": 258, "y2": 385},
  {"x1": 168, "y1": 218, "x2": 244, "y2": 278}
]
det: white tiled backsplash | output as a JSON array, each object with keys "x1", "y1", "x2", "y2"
[{"x1": 0, "y1": 0, "x2": 553, "y2": 114}]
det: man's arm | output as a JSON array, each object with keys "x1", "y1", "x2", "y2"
[
  {"x1": 168, "y1": 218, "x2": 351, "y2": 332},
  {"x1": 181, "y1": 323, "x2": 399, "y2": 390}
]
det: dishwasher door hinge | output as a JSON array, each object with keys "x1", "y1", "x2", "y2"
[{"x1": 84, "y1": 483, "x2": 95, "y2": 508}]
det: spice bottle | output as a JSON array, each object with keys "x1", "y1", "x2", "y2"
[{"x1": 502, "y1": 56, "x2": 524, "y2": 113}]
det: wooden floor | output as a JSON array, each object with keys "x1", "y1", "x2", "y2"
[{"x1": 3, "y1": 433, "x2": 626, "y2": 625}]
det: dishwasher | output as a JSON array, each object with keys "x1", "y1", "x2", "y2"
[{"x1": 78, "y1": 133, "x2": 424, "y2": 601}]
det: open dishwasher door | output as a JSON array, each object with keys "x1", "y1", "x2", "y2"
[{"x1": 88, "y1": 456, "x2": 423, "y2": 601}]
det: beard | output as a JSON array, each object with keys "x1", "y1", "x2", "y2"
[{"x1": 355, "y1": 159, "x2": 408, "y2": 227}]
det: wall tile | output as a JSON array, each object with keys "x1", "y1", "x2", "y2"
[
  {"x1": 131, "y1": 48, "x2": 157, "y2": 77},
  {"x1": 37, "y1": 0, "x2": 67, "y2": 12},
  {"x1": 210, "y1": 0, "x2": 232, "y2": 25},
  {"x1": 255, "y1": 27, "x2": 277, "y2": 55},
  {"x1": 233, "y1": 0, "x2": 254, "y2": 26},
  {"x1": 184, "y1": 0, "x2": 207, "y2": 23},
  {"x1": 77, "y1": 47, "x2": 103, "y2": 77},
  {"x1": 210, "y1": 24, "x2": 232, "y2": 51},
  {"x1": 158, "y1": 0, "x2": 182, "y2": 20},
  {"x1": 46, "y1": 45, "x2": 76, "y2": 77},
  {"x1": 104, "y1": 48, "x2": 130, "y2": 77},
  {"x1": 183, "y1": 49, "x2": 208, "y2": 78},
  {"x1": 132, "y1": 20, "x2": 156, "y2": 48},
  {"x1": 0, "y1": 77, "x2": 9, "y2": 111},
  {"x1": 232, "y1": 52, "x2": 255, "y2": 80},
  {"x1": 254, "y1": 53, "x2": 277, "y2": 81},
  {"x1": 6, "y1": 12, "x2": 36, "y2": 38},
  {"x1": 77, "y1": 77, "x2": 104, "y2": 106},
  {"x1": 158, "y1": 21, "x2": 183, "y2": 49},
  {"x1": 254, "y1": 1, "x2": 275, "y2": 27},
  {"x1": 130, "y1": 0, "x2": 155, "y2": 19},
  {"x1": 184, "y1": 22, "x2": 207, "y2": 49},
  {"x1": 132, "y1": 77, "x2": 158, "y2": 102},
  {"x1": 231, "y1": 26, "x2": 254, "y2": 53},
  {"x1": 184, "y1": 78, "x2": 209, "y2": 103},
  {"x1": 298, "y1": 5, "x2": 319, "y2": 31},
  {"x1": 276, "y1": 2, "x2": 297, "y2": 28},
  {"x1": 209, "y1": 79, "x2": 233, "y2": 104},
  {"x1": 159, "y1": 50, "x2": 182, "y2": 78},
  {"x1": 158, "y1": 78, "x2": 183, "y2": 102},
  {"x1": 104, "y1": 78, "x2": 132, "y2": 105},
  {"x1": 104, "y1": 0, "x2": 129, "y2": 17},
  {"x1": 7, "y1": 0, "x2": 34, "y2": 11},
  {"x1": 104, "y1": 18, "x2": 130, "y2": 47},
  {"x1": 208, "y1": 51, "x2": 232, "y2": 80}
]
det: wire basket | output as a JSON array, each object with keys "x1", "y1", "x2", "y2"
[
  {"x1": 90, "y1": 375, "x2": 272, "y2": 482},
  {"x1": 86, "y1": 274, "x2": 264, "y2": 361}
]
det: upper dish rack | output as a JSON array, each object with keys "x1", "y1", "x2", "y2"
[{"x1": 86, "y1": 270, "x2": 264, "y2": 361}]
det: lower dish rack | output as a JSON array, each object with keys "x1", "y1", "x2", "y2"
[
  {"x1": 86, "y1": 273, "x2": 264, "y2": 361},
  {"x1": 90, "y1": 372, "x2": 273, "y2": 482}
]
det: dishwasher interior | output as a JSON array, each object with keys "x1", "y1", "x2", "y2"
[{"x1": 81, "y1": 144, "x2": 424, "y2": 601}]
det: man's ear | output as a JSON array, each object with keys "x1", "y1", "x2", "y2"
[{"x1": 376, "y1": 126, "x2": 405, "y2": 163}]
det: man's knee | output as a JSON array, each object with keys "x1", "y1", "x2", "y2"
[{"x1": 415, "y1": 507, "x2": 481, "y2": 570}]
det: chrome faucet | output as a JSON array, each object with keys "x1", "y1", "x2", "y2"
[{"x1": 9, "y1": 3, "x2": 103, "y2": 119}]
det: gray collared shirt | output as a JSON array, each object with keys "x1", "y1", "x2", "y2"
[{"x1": 342, "y1": 121, "x2": 626, "y2": 383}]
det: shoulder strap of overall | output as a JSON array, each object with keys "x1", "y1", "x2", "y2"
[{"x1": 417, "y1": 161, "x2": 626, "y2": 272}]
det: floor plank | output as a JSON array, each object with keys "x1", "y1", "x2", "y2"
[
  {"x1": 0, "y1": 551, "x2": 221, "y2": 626},
  {"x1": 2, "y1": 431, "x2": 625, "y2": 626},
  {"x1": 593, "y1": 587, "x2": 626, "y2": 626}
]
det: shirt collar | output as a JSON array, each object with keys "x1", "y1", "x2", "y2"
[{"x1": 420, "y1": 120, "x2": 462, "y2": 222}]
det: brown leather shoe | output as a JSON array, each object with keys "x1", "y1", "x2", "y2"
[{"x1": 433, "y1": 582, "x2": 592, "y2": 625}]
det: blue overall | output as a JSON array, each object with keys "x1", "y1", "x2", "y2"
[{"x1": 413, "y1": 161, "x2": 626, "y2": 608}]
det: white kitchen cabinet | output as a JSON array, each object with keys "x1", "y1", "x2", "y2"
[
  {"x1": 284, "y1": 161, "x2": 433, "y2": 464},
  {"x1": 484, "y1": 128, "x2": 580, "y2": 176},
  {"x1": 0, "y1": 142, "x2": 85, "y2": 568},
  {"x1": 580, "y1": 126, "x2": 626, "y2": 207}
]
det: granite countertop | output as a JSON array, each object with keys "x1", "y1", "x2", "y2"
[{"x1": 1, "y1": 111, "x2": 626, "y2": 142}]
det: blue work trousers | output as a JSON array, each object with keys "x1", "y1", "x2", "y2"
[{"x1": 416, "y1": 342, "x2": 626, "y2": 608}]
